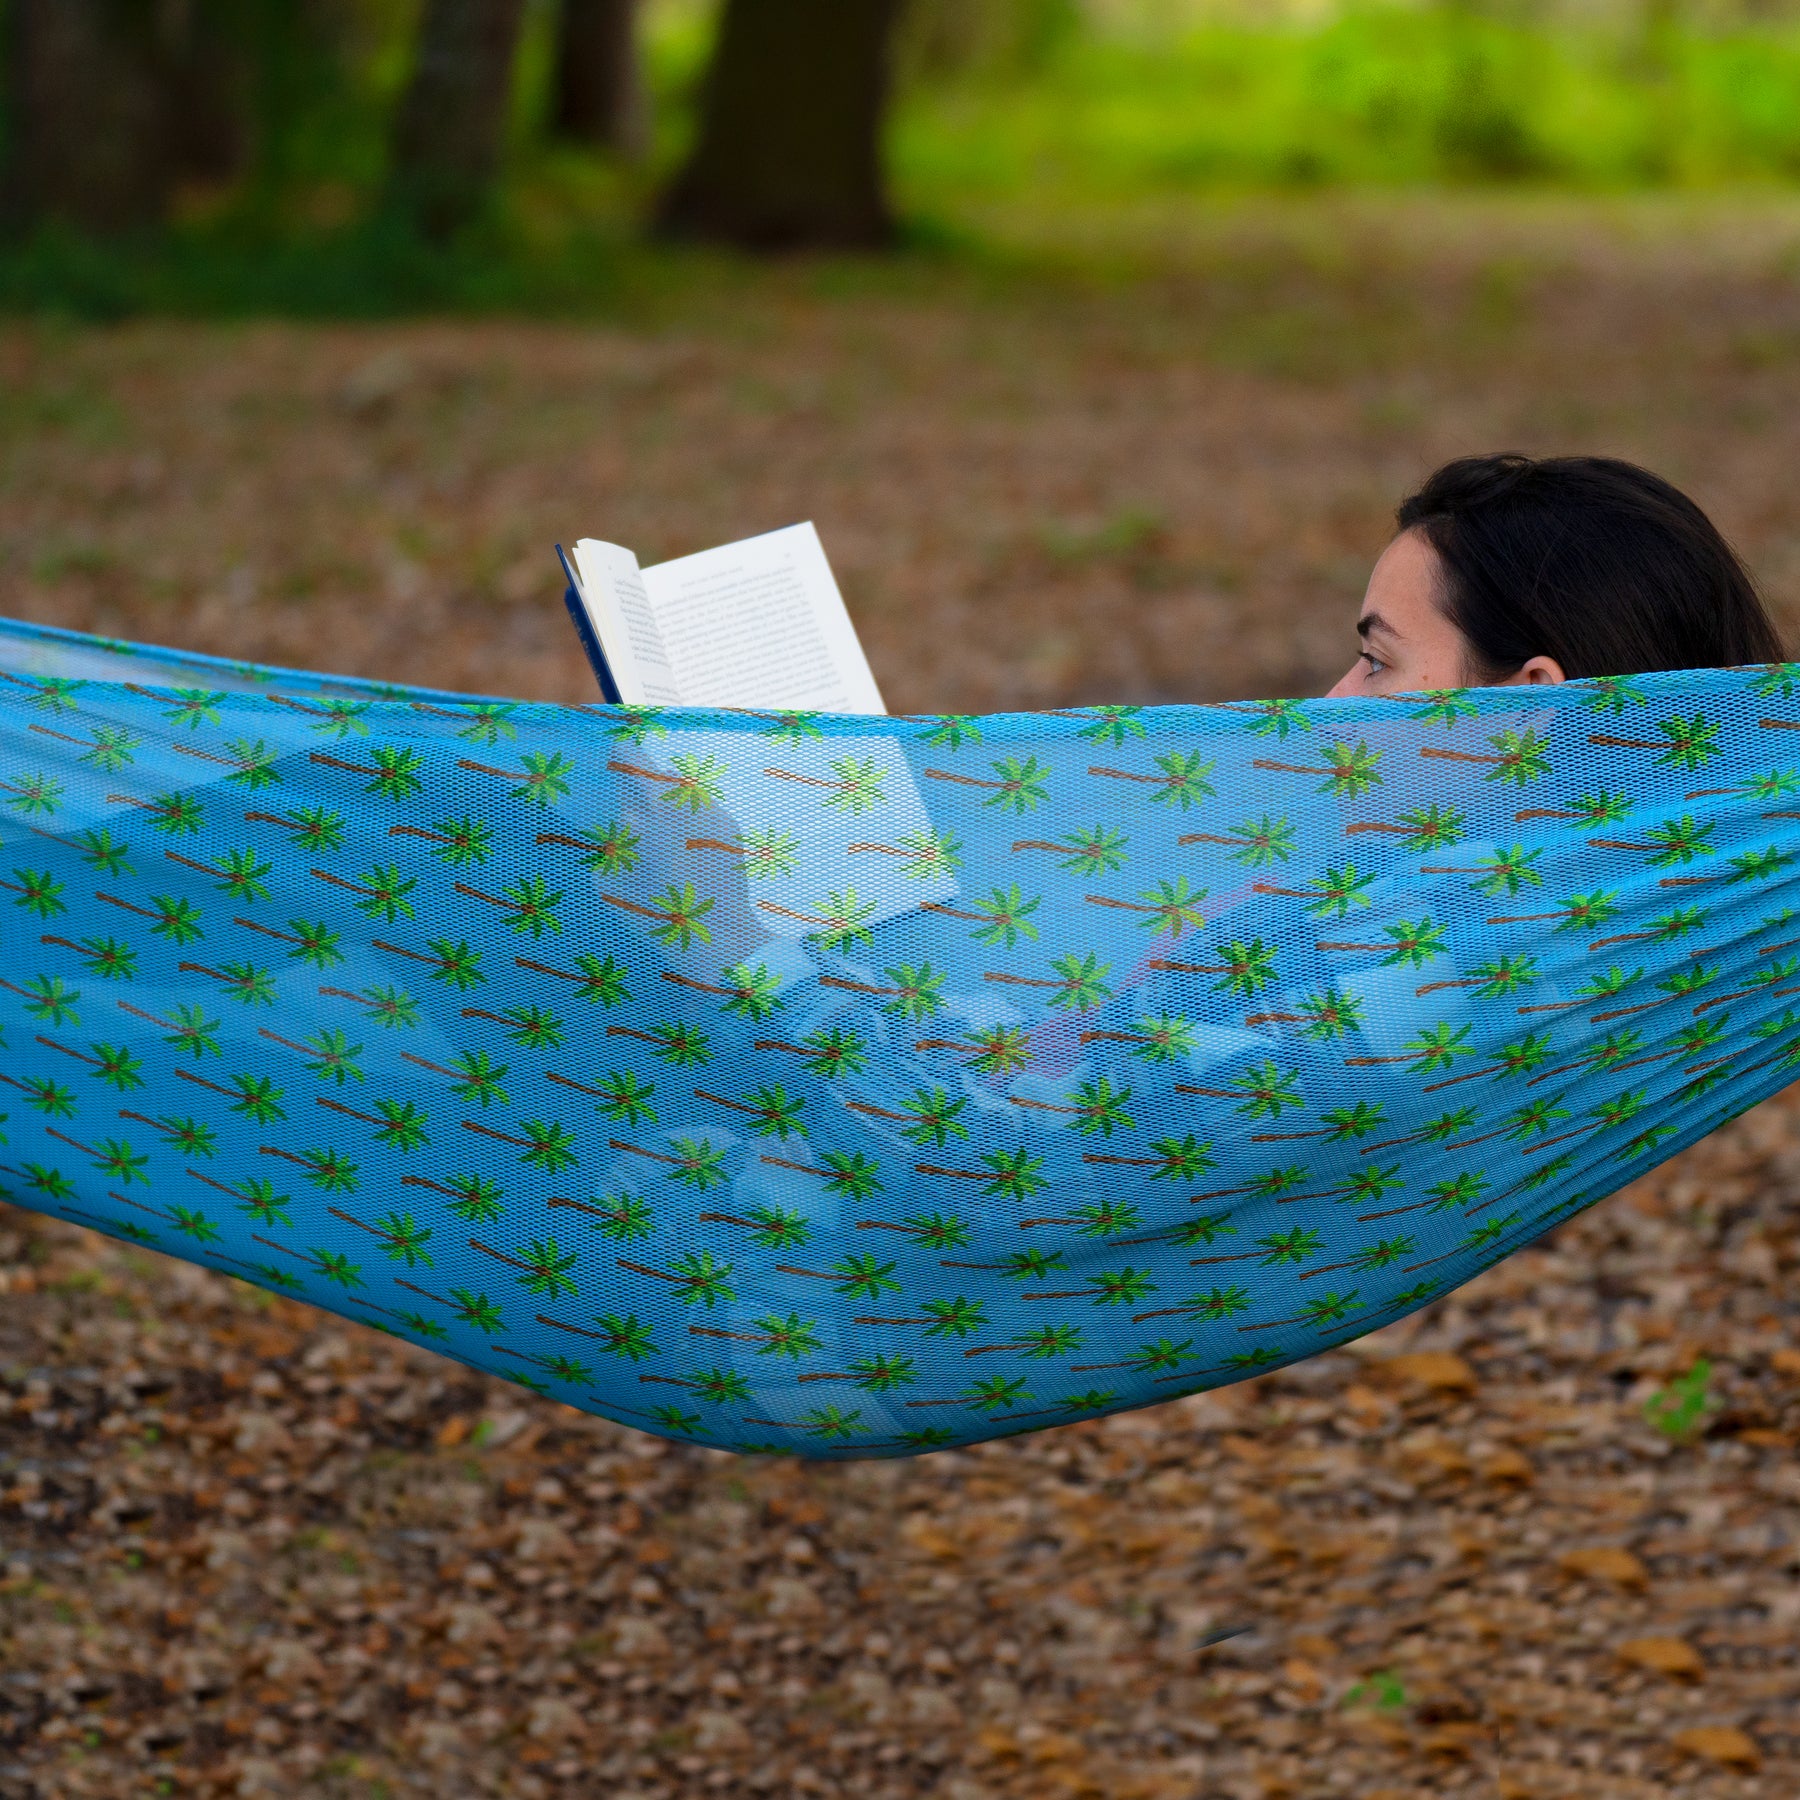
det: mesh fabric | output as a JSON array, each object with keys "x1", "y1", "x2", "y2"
[{"x1": 1, "y1": 615, "x2": 1795, "y2": 1457}]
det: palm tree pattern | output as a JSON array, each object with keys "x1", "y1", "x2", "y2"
[{"x1": 2, "y1": 616, "x2": 1798, "y2": 1457}]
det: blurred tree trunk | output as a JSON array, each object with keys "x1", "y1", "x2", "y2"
[
  {"x1": 167, "y1": 1, "x2": 253, "y2": 189},
  {"x1": 2, "y1": 0, "x2": 179, "y2": 233},
  {"x1": 387, "y1": 0, "x2": 531, "y2": 239},
  {"x1": 552, "y1": 0, "x2": 648, "y2": 160},
  {"x1": 655, "y1": 0, "x2": 904, "y2": 251}
]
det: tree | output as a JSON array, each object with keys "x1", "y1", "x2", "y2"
[
  {"x1": 4, "y1": 0, "x2": 177, "y2": 233},
  {"x1": 3, "y1": 1, "x2": 259, "y2": 236},
  {"x1": 551, "y1": 0, "x2": 648, "y2": 159},
  {"x1": 387, "y1": 0, "x2": 531, "y2": 239},
  {"x1": 655, "y1": 0, "x2": 905, "y2": 250},
  {"x1": 165, "y1": 2, "x2": 252, "y2": 195}
]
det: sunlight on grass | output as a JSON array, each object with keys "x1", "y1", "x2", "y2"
[{"x1": 893, "y1": 5, "x2": 1800, "y2": 213}]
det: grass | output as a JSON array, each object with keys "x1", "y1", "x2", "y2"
[
  {"x1": 0, "y1": 216, "x2": 634, "y2": 323},
  {"x1": 896, "y1": 5, "x2": 1800, "y2": 204},
  {"x1": 1644, "y1": 1357, "x2": 1717, "y2": 1440}
]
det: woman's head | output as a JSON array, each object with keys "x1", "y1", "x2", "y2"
[{"x1": 1327, "y1": 454, "x2": 1784, "y2": 697}]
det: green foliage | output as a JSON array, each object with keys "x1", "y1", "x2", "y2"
[
  {"x1": 9, "y1": 3, "x2": 1800, "y2": 322},
  {"x1": 895, "y1": 4, "x2": 1800, "y2": 206},
  {"x1": 1345, "y1": 1668, "x2": 1408, "y2": 1712},
  {"x1": 1643, "y1": 1357, "x2": 1715, "y2": 1441}
]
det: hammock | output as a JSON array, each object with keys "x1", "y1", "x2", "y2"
[{"x1": 1, "y1": 616, "x2": 1795, "y2": 1459}]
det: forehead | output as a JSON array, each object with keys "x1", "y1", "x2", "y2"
[{"x1": 1362, "y1": 531, "x2": 1447, "y2": 638}]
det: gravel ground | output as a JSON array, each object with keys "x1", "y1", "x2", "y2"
[{"x1": 2, "y1": 195, "x2": 1799, "y2": 1798}]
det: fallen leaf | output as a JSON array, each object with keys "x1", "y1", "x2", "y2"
[
  {"x1": 1671, "y1": 1725, "x2": 1760, "y2": 1768},
  {"x1": 1247, "y1": 1526, "x2": 1299, "y2": 1561},
  {"x1": 1558, "y1": 1546, "x2": 1649, "y2": 1589},
  {"x1": 1479, "y1": 1447, "x2": 1535, "y2": 1484},
  {"x1": 1024, "y1": 1730, "x2": 1087, "y2": 1767},
  {"x1": 1345, "y1": 1714, "x2": 1410, "y2": 1749},
  {"x1": 526, "y1": 1695, "x2": 586, "y2": 1742},
  {"x1": 4, "y1": 248, "x2": 1800, "y2": 1800},
  {"x1": 1282, "y1": 1657, "x2": 1324, "y2": 1698},
  {"x1": 762, "y1": 1575, "x2": 822, "y2": 1620},
  {"x1": 688, "y1": 1707, "x2": 751, "y2": 1754},
  {"x1": 1376, "y1": 1351, "x2": 1478, "y2": 1393},
  {"x1": 977, "y1": 1727, "x2": 1020, "y2": 1762},
  {"x1": 1422, "y1": 1722, "x2": 1482, "y2": 1758},
  {"x1": 1616, "y1": 1636, "x2": 1704, "y2": 1679},
  {"x1": 901, "y1": 1517, "x2": 961, "y2": 1559},
  {"x1": 1396, "y1": 1433, "x2": 1472, "y2": 1478}
]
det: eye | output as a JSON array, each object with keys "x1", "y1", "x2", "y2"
[{"x1": 1360, "y1": 651, "x2": 1387, "y2": 677}]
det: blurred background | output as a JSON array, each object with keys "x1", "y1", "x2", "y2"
[
  {"x1": 4, "y1": 11, "x2": 1800, "y2": 1800},
  {"x1": 2, "y1": 0, "x2": 1798, "y2": 711}
]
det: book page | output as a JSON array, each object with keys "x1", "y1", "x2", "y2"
[
  {"x1": 607, "y1": 729, "x2": 958, "y2": 951},
  {"x1": 570, "y1": 539, "x2": 683, "y2": 707},
  {"x1": 641, "y1": 523, "x2": 885, "y2": 715}
]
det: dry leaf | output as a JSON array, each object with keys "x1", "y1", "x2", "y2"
[
  {"x1": 1342, "y1": 1382, "x2": 1391, "y2": 1422},
  {"x1": 1397, "y1": 1433, "x2": 1473, "y2": 1478},
  {"x1": 1422, "y1": 1723, "x2": 1482, "y2": 1758},
  {"x1": 1671, "y1": 1725, "x2": 1760, "y2": 1768},
  {"x1": 1024, "y1": 1730, "x2": 1088, "y2": 1767},
  {"x1": 1558, "y1": 1546, "x2": 1650, "y2": 1589},
  {"x1": 1616, "y1": 1636, "x2": 1704, "y2": 1679},
  {"x1": 1345, "y1": 1713, "x2": 1410, "y2": 1749},
  {"x1": 1479, "y1": 1447, "x2": 1535, "y2": 1484},
  {"x1": 902, "y1": 1517, "x2": 962, "y2": 1559},
  {"x1": 1281, "y1": 1657, "x2": 1324, "y2": 1699},
  {"x1": 1376, "y1": 1351, "x2": 1478, "y2": 1392},
  {"x1": 6, "y1": 247, "x2": 1800, "y2": 1800},
  {"x1": 977, "y1": 1727, "x2": 1020, "y2": 1763}
]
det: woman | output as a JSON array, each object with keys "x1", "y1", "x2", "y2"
[{"x1": 1326, "y1": 453, "x2": 1785, "y2": 698}]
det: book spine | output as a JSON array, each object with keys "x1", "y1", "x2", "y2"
[{"x1": 562, "y1": 584, "x2": 624, "y2": 705}]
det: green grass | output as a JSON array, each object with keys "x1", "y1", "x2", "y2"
[
  {"x1": 0, "y1": 216, "x2": 634, "y2": 321},
  {"x1": 894, "y1": 6, "x2": 1800, "y2": 203},
  {"x1": 1643, "y1": 1357, "x2": 1716, "y2": 1441}
]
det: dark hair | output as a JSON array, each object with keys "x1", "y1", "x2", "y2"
[{"x1": 1395, "y1": 454, "x2": 1785, "y2": 681}]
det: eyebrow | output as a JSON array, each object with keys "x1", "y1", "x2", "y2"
[{"x1": 1356, "y1": 612, "x2": 1398, "y2": 642}]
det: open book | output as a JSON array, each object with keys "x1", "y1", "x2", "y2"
[
  {"x1": 556, "y1": 522, "x2": 949, "y2": 955},
  {"x1": 560, "y1": 522, "x2": 885, "y2": 714}
]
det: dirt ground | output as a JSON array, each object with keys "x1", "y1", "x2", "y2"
[{"x1": 2, "y1": 195, "x2": 1799, "y2": 1798}]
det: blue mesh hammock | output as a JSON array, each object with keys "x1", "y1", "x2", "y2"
[{"x1": 1, "y1": 615, "x2": 1796, "y2": 1457}]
